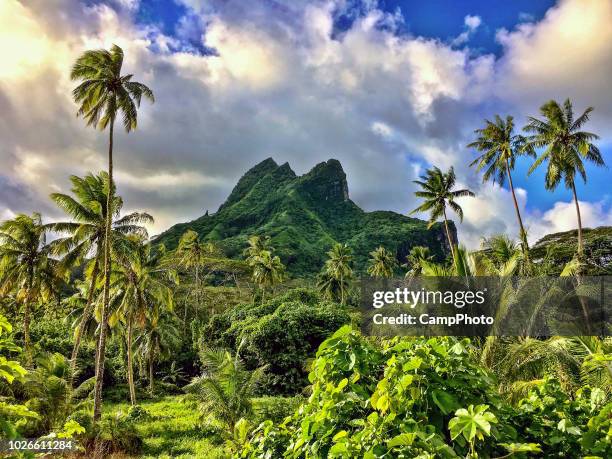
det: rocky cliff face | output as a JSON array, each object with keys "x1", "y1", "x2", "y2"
[{"x1": 155, "y1": 158, "x2": 455, "y2": 275}]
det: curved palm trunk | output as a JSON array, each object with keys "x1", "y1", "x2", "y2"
[
  {"x1": 127, "y1": 318, "x2": 136, "y2": 405},
  {"x1": 505, "y1": 160, "x2": 530, "y2": 261},
  {"x1": 70, "y1": 257, "x2": 99, "y2": 380},
  {"x1": 571, "y1": 183, "x2": 584, "y2": 257},
  {"x1": 93, "y1": 120, "x2": 114, "y2": 424},
  {"x1": 148, "y1": 341, "x2": 154, "y2": 394},
  {"x1": 442, "y1": 208, "x2": 456, "y2": 264}
]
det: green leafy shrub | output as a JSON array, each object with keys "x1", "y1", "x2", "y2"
[
  {"x1": 126, "y1": 404, "x2": 153, "y2": 422},
  {"x1": 509, "y1": 380, "x2": 610, "y2": 457},
  {"x1": 239, "y1": 327, "x2": 612, "y2": 458},
  {"x1": 203, "y1": 289, "x2": 351, "y2": 394},
  {"x1": 253, "y1": 396, "x2": 304, "y2": 424},
  {"x1": 83, "y1": 413, "x2": 144, "y2": 456}
]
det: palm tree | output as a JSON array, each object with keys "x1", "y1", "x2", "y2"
[
  {"x1": 480, "y1": 234, "x2": 520, "y2": 266},
  {"x1": 242, "y1": 235, "x2": 272, "y2": 259},
  {"x1": 48, "y1": 172, "x2": 152, "y2": 379},
  {"x1": 109, "y1": 238, "x2": 176, "y2": 404},
  {"x1": 176, "y1": 230, "x2": 220, "y2": 325},
  {"x1": 71, "y1": 44, "x2": 154, "y2": 422},
  {"x1": 403, "y1": 246, "x2": 433, "y2": 278},
  {"x1": 485, "y1": 336, "x2": 612, "y2": 400},
  {"x1": 317, "y1": 243, "x2": 353, "y2": 305},
  {"x1": 184, "y1": 347, "x2": 265, "y2": 431},
  {"x1": 243, "y1": 235, "x2": 283, "y2": 302},
  {"x1": 0, "y1": 213, "x2": 62, "y2": 364},
  {"x1": 467, "y1": 115, "x2": 535, "y2": 258},
  {"x1": 524, "y1": 99, "x2": 604, "y2": 257},
  {"x1": 367, "y1": 246, "x2": 397, "y2": 278},
  {"x1": 135, "y1": 312, "x2": 181, "y2": 394},
  {"x1": 410, "y1": 167, "x2": 474, "y2": 264},
  {"x1": 247, "y1": 250, "x2": 285, "y2": 302}
]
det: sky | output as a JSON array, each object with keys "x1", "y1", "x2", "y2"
[{"x1": 1, "y1": 0, "x2": 611, "y2": 248}]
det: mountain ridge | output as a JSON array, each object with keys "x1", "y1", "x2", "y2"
[{"x1": 155, "y1": 157, "x2": 455, "y2": 275}]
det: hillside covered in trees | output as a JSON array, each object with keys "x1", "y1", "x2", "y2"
[{"x1": 154, "y1": 158, "x2": 454, "y2": 276}]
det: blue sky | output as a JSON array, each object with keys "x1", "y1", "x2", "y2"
[
  {"x1": 125, "y1": 0, "x2": 608, "y2": 210},
  {"x1": 132, "y1": 0, "x2": 557, "y2": 56},
  {"x1": 1, "y1": 0, "x2": 610, "y2": 246}
]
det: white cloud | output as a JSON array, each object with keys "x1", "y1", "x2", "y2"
[
  {"x1": 496, "y1": 0, "x2": 612, "y2": 137},
  {"x1": 452, "y1": 14, "x2": 482, "y2": 46},
  {"x1": 526, "y1": 200, "x2": 612, "y2": 243},
  {"x1": 464, "y1": 15, "x2": 482, "y2": 31},
  {"x1": 0, "y1": 0, "x2": 610, "y2": 249}
]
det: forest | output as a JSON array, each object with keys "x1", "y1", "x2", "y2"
[{"x1": 0, "y1": 44, "x2": 611, "y2": 459}]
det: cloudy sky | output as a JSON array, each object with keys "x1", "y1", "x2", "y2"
[{"x1": 1, "y1": 0, "x2": 611, "y2": 247}]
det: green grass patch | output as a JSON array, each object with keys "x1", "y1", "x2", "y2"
[{"x1": 105, "y1": 395, "x2": 228, "y2": 459}]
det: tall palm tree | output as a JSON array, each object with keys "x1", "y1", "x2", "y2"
[
  {"x1": 410, "y1": 167, "x2": 475, "y2": 264},
  {"x1": 366, "y1": 246, "x2": 397, "y2": 278},
  {"x1": 467, "y1": 115, "x2": 535, "y2": 259},
  {"x1": 247, "y1": 250, "x2": 285, "y2": 303},
  {"x1": 524, "y1": 99, "x2": 604, "y2": 257},
  {"x1": 48, "y1": 172, "x2": 152, "y2": 379},
  {"x1": 176, "y1": 230, "x2": 219, "y2": 325},
  {"x1": 135, "y1": 312, "x2": 181, "y2": 394},
  {"x1": 71, "y1": 44, "x2": 154, "y2": 422},
  {"x1": 0, "y1": 214, "x2": 62, "y2": 364},
  {"x1": 317, "y1": 243, "x2": 353, "y2": 305},
  {"x1": 109, "y1": 238, "x2": 177, "y2": 404}
]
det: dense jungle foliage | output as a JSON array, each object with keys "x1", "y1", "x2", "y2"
[{"x1": 0, "y1": 43, "x2": 610, "y2": 458}]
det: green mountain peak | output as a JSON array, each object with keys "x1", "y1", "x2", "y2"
[{"x1": 154, "y1": 158, "x2": 454, "y2": 275}]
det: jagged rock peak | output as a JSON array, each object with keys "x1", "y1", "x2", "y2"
[{"x1": 299, "y1": 158, "x2": 349, "y2": 202}]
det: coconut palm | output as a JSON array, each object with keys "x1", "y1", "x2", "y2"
[
  {"x1": 480, "y1": 234, "x2": 520, "y2": 266},
  {"x1": 403, "y1": 246, "x2": 433, "y2": 278},
  {"x1": 467, "y1": 115, "x2": 535, "y2": 258},
  {"x1": 71, "y1": 43, "x2": 154, "y2": 422},
  {"x1": 317, "y1": 243, "x2": 353, "y2": 305},
  {"x1": 242, "y1": 235, "x2": 273, "y2": 259},
  {"x1": 485, "y1": 336, "x2": 612, "y2": 400},
  {"x1": 0, "y1": 213, "x2": 62, "y2": 364},
  {"x1": 410, "y1": 167, "x2": 475, "y2": 264},
  {"x1": 184, "y1": 347, "x2": 265, "y2": 431},
  {"x1": 366, "y1": 246, "x2": 397, "y2": 278},
  {"x1": 176, "y1": 230, "x2": 220, "y2": 325},
  {"x1": 524, "y1": 99, "x2": 604, "y2": 257},
  {"x1": 109, "y1": 238, "x2": 177, "y2": 404},
  {"x1": 135, "y1": 312, "x2": 181, "y2": 394},
  {"x1": 247, "y1": 250, "x2": 285, "y2": 302},
  {"x1": 48, "y1": 172, "x2": 152, "y2": 379}
]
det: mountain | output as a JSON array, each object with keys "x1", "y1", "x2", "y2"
[
  {"x1": 531, "y1": 226, "x2": 612, "y2": 275},
  {"x1": 154, "y1": 158, "x2": 454, "y2": 276}
]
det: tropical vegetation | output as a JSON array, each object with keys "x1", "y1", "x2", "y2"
[{"x1": 0, "y1": 43, "x2": 610, "y2": 458}]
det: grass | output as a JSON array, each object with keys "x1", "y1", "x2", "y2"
[{"x1": 105, "y1": 395, "x2": 228, "y2": 459}]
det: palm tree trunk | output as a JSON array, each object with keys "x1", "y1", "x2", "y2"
[
  {"x1": 127, "y1": 318, "x2": 136, "y2": 405},
  {"x1": 442, "y1": 208, "x2": 456, "y2": 264},
  {"x1": 93, "y1": 119, "x2": 114, "y2": 424},
  {"x1": 23, "y1": 296, "x2": 32, "y2": 366},
  {"x1": 148, "y1": 343, "x2": 154, "y2": 394},
  {"x1": 571, "y1": 183, "x2": 584, "y2": 257},
  {"x1": 505, "y1": 160, "x2": 530, "y2": 260},
  {"x1": 70, "y1": 257, "x2": 99, "y2": 379},
  {"x1": 23, "y1": 271, "x2": 34, "y2": 366}
]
